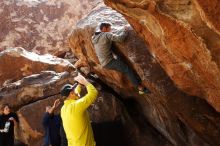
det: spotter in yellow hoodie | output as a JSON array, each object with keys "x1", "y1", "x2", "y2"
[{"x1": 60, "y1": 75, "x2": 98, "y2": 146}]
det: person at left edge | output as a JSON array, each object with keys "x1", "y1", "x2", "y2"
[{"x1": 0, "y1": 103, "x2": 19, "y2": 146}]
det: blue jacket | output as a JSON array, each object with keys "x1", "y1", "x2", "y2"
[{"x1": 42, "y1": 113, "x2": 61, "y2": 146}]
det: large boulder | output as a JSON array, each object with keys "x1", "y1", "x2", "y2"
[
  {"x1": 0, "y1": 0, "x2": 102, "y2": 55},
  {"x1": 0, "y1": 47, "x2": 73, "y2": 87},
  {"x1": 104, "y1": 0, "x2": 220, "y2": 113},
  {"x1": 69, "y1": 6, "x2": 220, "y2": 146},
  {"x1": 0, "y1": 71, "x2": 75, "y2": 109}
]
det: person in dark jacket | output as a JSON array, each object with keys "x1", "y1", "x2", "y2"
[
  {"x1": 92, "y1": 22, "x2": 151, "y2": 94},
  {"x1": 42, "y1": 99, "x2": 66, "y2": 146},
  {"x1": 0, "y1": 103, "x2": 19, "y2": 146}
]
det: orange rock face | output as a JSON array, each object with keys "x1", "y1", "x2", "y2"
[
  {"x1": 69, "y1": 6, "x2": 220, "y2": 146},
  {"x1": 0, "y1": 0, "x2": 101, "y2": 54},
  {"x1": 0, "y1": 47, "x2": 74, "y2": 87},
  {"x1": 104, "y1": 0, "x2": 220, "y2": 113},
  {"x1": 193, "y1": 0, "x2": 220, "y2": 35}
]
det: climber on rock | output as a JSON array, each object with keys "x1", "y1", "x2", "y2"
[{"x1": 92, "y1": 22, "x2": 151, "y2": 94}]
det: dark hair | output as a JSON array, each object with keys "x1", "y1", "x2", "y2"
[
  {"x1": 1, "y1": 103, "x2": 10, "y2": 111},
  {"x1": 99, "y1": 22, "x2": 111, "y2": 30}
]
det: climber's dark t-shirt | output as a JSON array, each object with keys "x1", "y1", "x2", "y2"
[{"x1": 0, "y1": 113, "x2": 19, "y2": 146}]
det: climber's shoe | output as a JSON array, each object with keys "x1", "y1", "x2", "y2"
[{"x1": 138, "y1": 87, "x2": 151, "y2": 95}]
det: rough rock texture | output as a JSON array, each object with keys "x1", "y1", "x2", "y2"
[
  {"x1": 193, "y1": 0, "x2": 220, "y2": 35},
  {"x1": 0, "y1": 0, "x2": 102, "y2": 54},
  {"x1": 0, "y1": 47, "x2": 73, "y2": 87},
  {"x1": 69, "y1": 6, "x2": 220, "y2": 146},
  {"x1": 103, "y1": 0, "x2": 220, "y2": 113},
  {"x1": 0, "y1": 71, "x2": 74, "y2": 109}
]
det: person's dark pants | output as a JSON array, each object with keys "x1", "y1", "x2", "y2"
[
  {"x1": 60, "y1": 124, "x2": 67, "y2": 146},
  {"x1": 104, "y1": 59, "x2": 141, "y2": 87},
  {"x1": 0, "y1": 137, "x2": 14, "y2": 146}
]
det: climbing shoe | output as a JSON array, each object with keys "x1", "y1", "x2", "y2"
[{"x1": 138, "y1": 87, "x2": 151, "y2": 95}]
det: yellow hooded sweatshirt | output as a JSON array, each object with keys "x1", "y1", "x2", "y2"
[{"x1": 61, "y1": 83, "x2": 98, "y2": 146}]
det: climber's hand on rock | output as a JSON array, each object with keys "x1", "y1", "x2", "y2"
[{"x1": 74, "y1": 74, "x2": 89, "y2": 86}]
